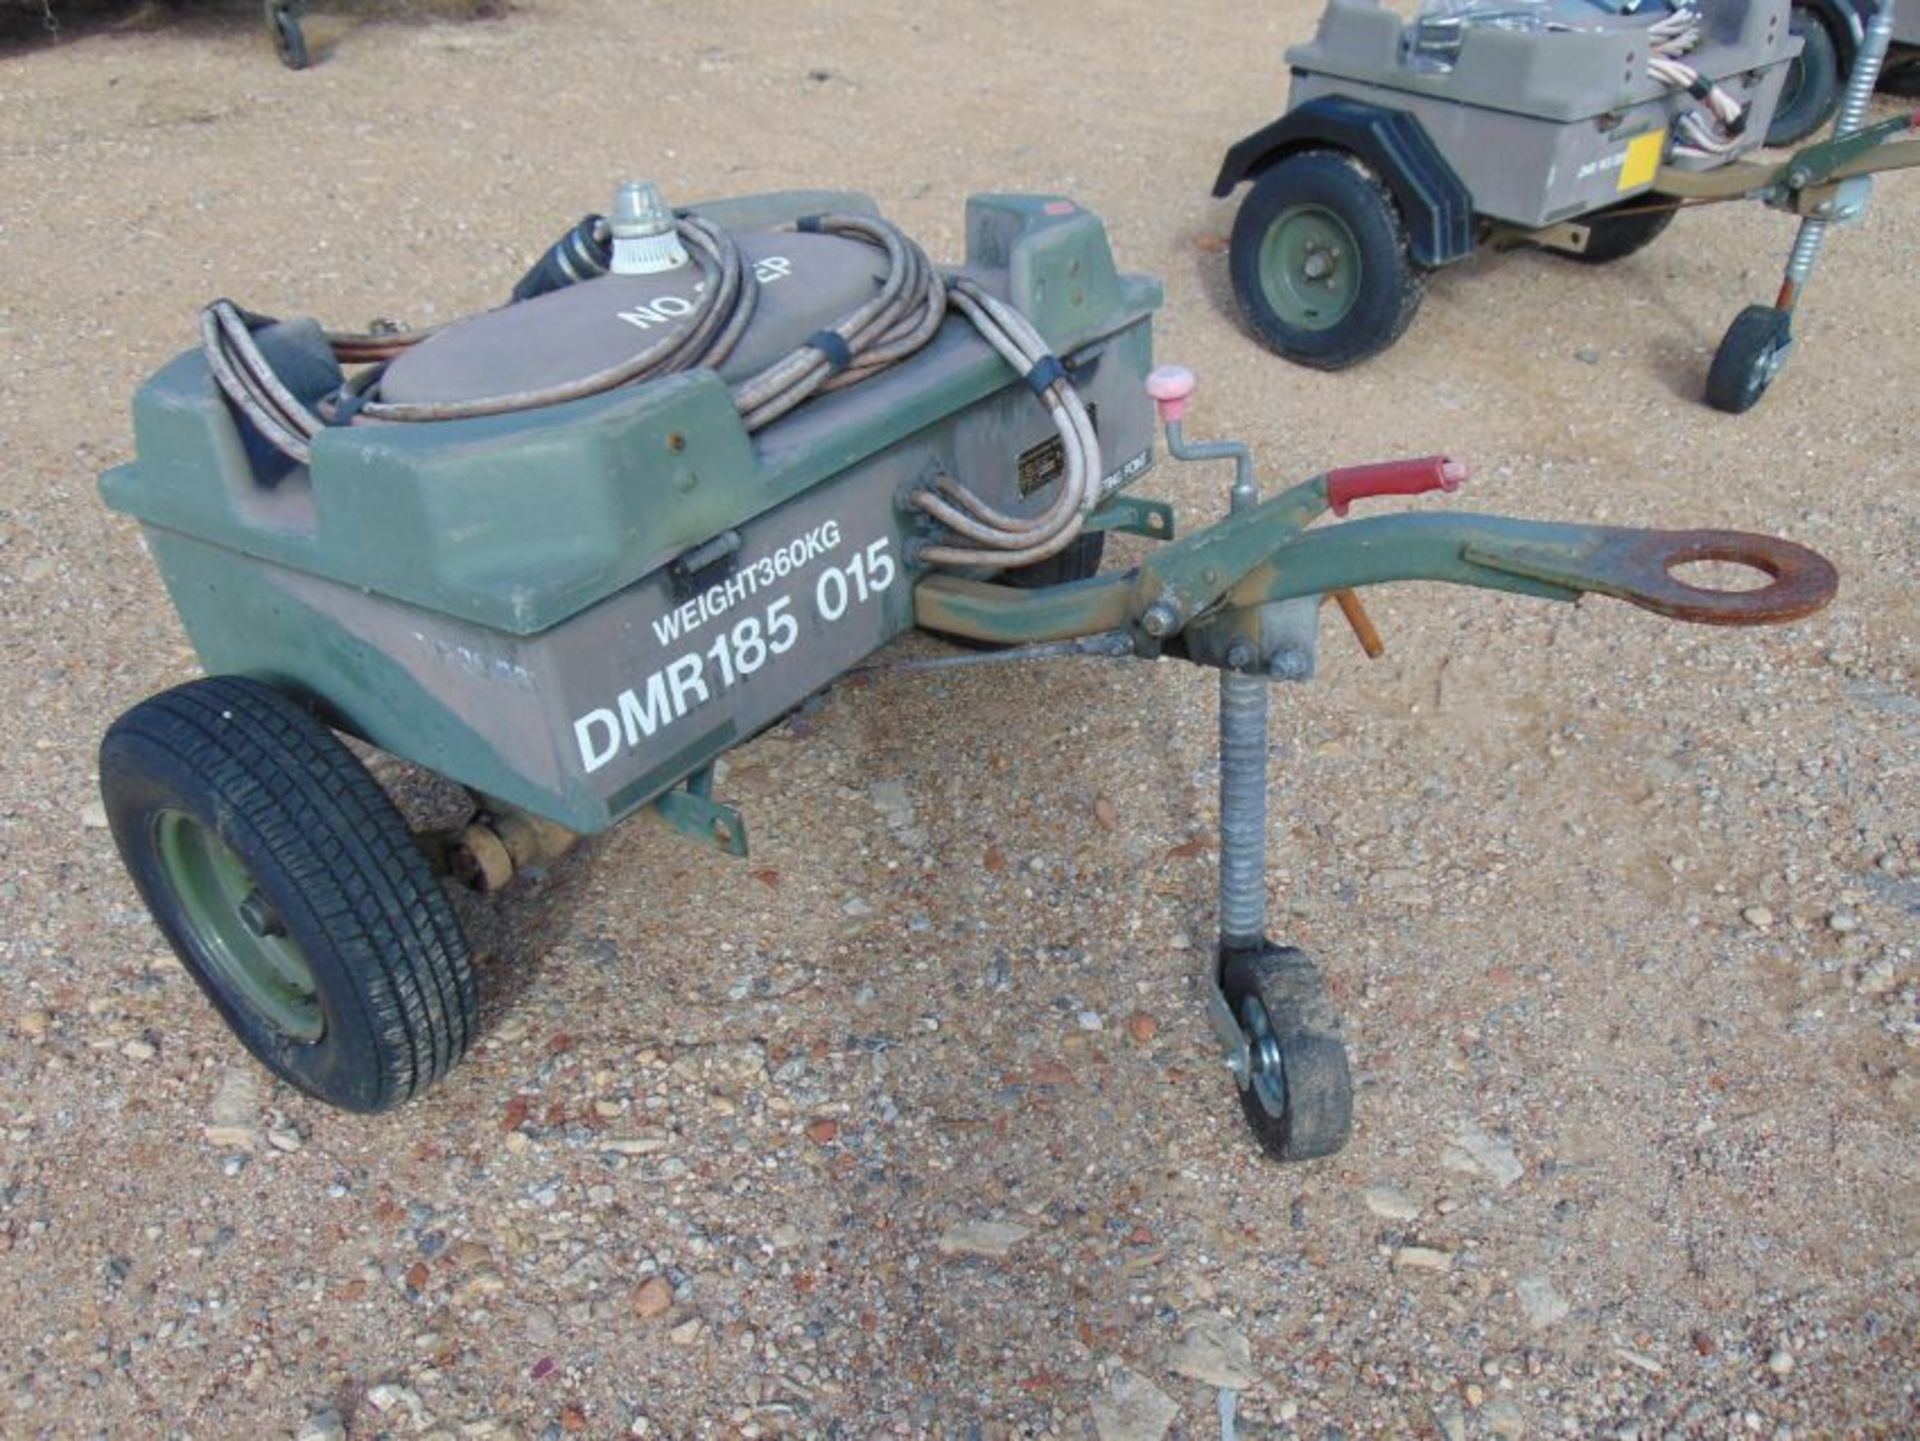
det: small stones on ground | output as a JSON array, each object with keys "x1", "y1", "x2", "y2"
[
  {"x1": 1093, "y1": 796, "x2": 1119, "y2": 831},
  {"x1": 804, "y1": 1117, "x2": 839, "y2": 1146},
  {"x1": 935, "y1": 1219, "x2": 1032, "y2": 1259},
  {"x1": 80, "y1": 801, "x2": 108, "y2": 830},
  {"x1": 121, "y1": 1039, "x2": 156, "y2": 1062},
  {"x1": 599, "y1": 1136, "x2": 667, "y2": 1156},
  {"x1": 667, "y1": 1316, "x2": 705, "y2": 1345},
  {"x1": 1859, "y1": 957, "x2": 1897, "y2": 995},
  {"x1": 1362, "y1": 1183, "x2": 1421, "y2": 1222},
  {"x1": 18, "y1": 1010, "x2": 49, "y2": 1040},
  {"x1": 1125, "y1": 1011, "x2": 1158, "y2": 1044},
  {"x1": 1742, "y1": 905, "x2": 1775, "y2": 931},
  {"x1": 295, "y1": 1407, "x2": 347, "y2": 1441},
  {"x1": 1391, "y1": 1245, "x2": 1454, "y2": 1273},
  {"x1": 1483, "y1": 1398, "x2": 1526, "y2": 1438},
  {"x1": 1076, "y1": 1009, "x2": 1103, "y2": 1031},
  {"x1": 451, "y1": 1268, "x2": 505, "y2": 1307},
  {"x1": 1768, "y1": 1347, "x2": 1795, "y2": 1377},
  {"x1": 1432, "y1": 1398, "x2": 1468, "y2": 1441},
  {"x1": 1164, "y1": 1311, "x2": 1258, "y2": 1389},
  {"x1": 366, "y1": 1383, "x2": 427, "y2": 1424},
  {"x1": 209, "y1": 1066, "x2": 259, "y2": 1125},
  {"x1": 1443, "y1": 1122, "x2": 1524, "y2": 1188},
  {"x1": 265, "y1": 1124, "x2": 305, "y2": 1153},
  {"x1": 1612, "y1": 1347, "x2": 1665, "y2": 1375},
  {"x1": 630, "y1": 1276, "x2": 673, "y2": 1319},
  {"x1": 1514, "y1": 1273, "x2": 1570, "y2": 1329},
  {"x1": 1827, "y1": 909, "x2": 1859, "y2": 934},
  {"x1": 1089, "y1": 1362, "x2": 1178, "y2": 1441}
]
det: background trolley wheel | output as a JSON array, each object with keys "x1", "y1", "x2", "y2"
[
  {"x1": 268, "y1": 1, "x2": 310, "y2": 70},
  {"x1": 1766, "y1": 8, "x2": 1843, "y2": 146},
  {"x1": 1227, "y1": 150, "x2": 1425, "y2": 370},
  {"x1": 100, "y1": 676, "x2": 475, "y2": 1112},
  {"x1": 1562, "y1": 199, "x2": 1679, "y2": 264},
  {"x1": 999, "y1": 530, "x2": 1106, "y2": 589},
  {"x1": 1220, "y1": 944, "x2": 1353, "y2": 1162},
  {"x1": 1706, "y1": 305, "x2": 1794, "y2": 414}
]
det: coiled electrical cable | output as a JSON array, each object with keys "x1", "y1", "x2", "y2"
[
  {"x1": 201, "y1": 213, "x2": 751, "y2": 461},
  {"x1": 202, "y1": 210, "x2": 1102, "y2": 569},
  {"x1": 730, "y1": 215, "x2": 948, "y2": 431},
  {"x1": 907, "y1": 277, "x2": 1101, "y2": 570}
]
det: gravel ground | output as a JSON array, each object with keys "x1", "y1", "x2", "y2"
[{"x1": 3, "y1": 2, "x2": 1919, "y2": 1437}]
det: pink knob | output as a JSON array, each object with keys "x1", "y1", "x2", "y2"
[{"x1": 1146, "y1": 364, "x2": 1197, "y2": 424}]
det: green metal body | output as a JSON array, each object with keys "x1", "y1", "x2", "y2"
[
  {"x1": 103, "y1": 193, "x2": 1164, "y2": 835},
  {"x1": 103, "y1": 189, "x2": 1835, "y2": 855}
]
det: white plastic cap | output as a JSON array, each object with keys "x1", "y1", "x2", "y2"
[{"x1": 609, "y1": 180, "x2": 689, "y2": 275}]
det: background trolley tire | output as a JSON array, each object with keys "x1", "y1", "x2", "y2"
[
  {"x1": 269, "y1": 3, "x2": 311, "y2": 70},
  {"x1": 100, "y1": 676, "x2": 475, "y2": 1112},
  {"x1": 1228, "y1": 150, "x2": 1425, "y2": 370},
  {"x1": 1000, "y1": 530, "x2": 1106, "y2": 589},
  {"x1": 1767, "y1": 9, "x2": 1842, "y2": 146},
  {"x1": 1561, "y1": 199, "x2": 1679, "y2": 264}
]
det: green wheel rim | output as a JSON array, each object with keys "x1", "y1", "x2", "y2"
[
  {"x1": 1258, "y1": 204, "x2": 1363, "y2": 331},
  {"x1": 154, "y1": 810, "x2": 324, "y2": 1043}
]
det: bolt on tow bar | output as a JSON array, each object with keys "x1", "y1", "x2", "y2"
[{"x1": 919, "y1": 362, "x2": 1834, "y2": 1160}]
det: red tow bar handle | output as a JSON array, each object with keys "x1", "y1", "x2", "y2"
[{"x1": 1326, "y1": 456, "x2": 1468, "y2": 517}]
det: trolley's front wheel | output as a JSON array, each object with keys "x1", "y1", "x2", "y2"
[
  {"x1": 1706, "y1": 305, "x2": 1793, "y2": 415},
  {"x1": 1220, "y1": 944, "x2": 1353, "y2": 1162}
]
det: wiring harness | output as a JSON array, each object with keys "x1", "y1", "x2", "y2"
[
  {"x1": 201, "y1": 211, "x2": 1100, "y2": 571},
  {"x1": 1644, "y1": 3, "x2": 1751, "y2": 159}
]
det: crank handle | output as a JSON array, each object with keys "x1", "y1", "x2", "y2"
[{"x1": 1147, "y1": 364, "x2": 1256, "y2": 508}]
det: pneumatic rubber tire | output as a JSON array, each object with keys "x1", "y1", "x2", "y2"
[
  {"x1": 1705, "y1": 305, "x2": 1793, "y2": 415},
  {"x1": 1228, "y1": 151, "x2": 1424, "y2": 370},
  {"x1": 1221, "y1": 944, "x2": 1353, "y2": 1162},
  {"x1": 100, "y1": 676, "x2": 475, "y2": 1112},
  {"x1": 271, "y1": 6, "x2": 311, "y2": 70},
  {"x1": 1561, "y1": 200, "x2": 1678, "y2": 265},
  {"x1": 1767, "y1": 10, "x2": 1842, "y2": 146}
]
